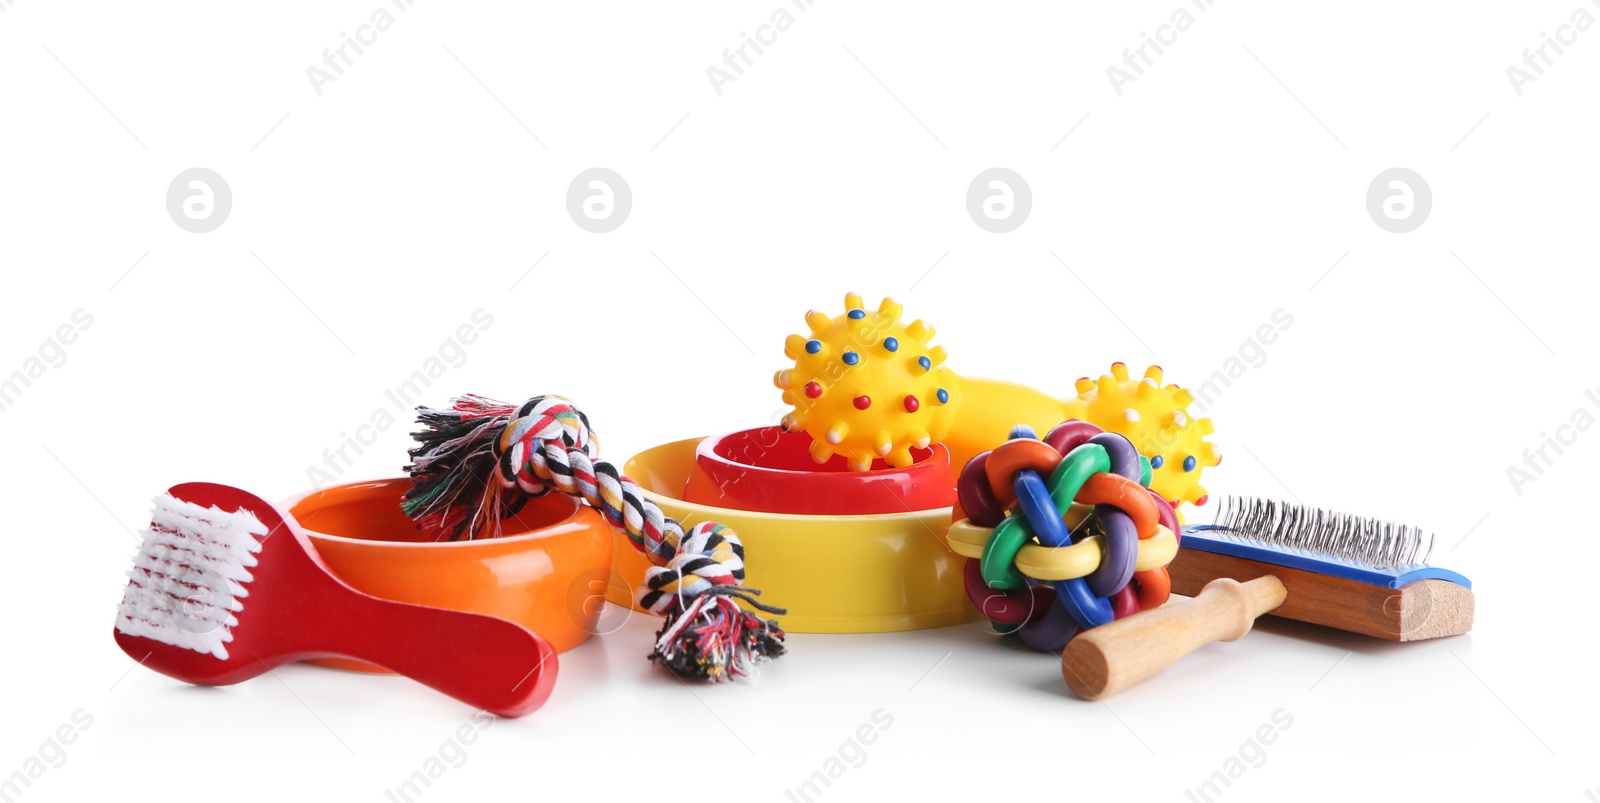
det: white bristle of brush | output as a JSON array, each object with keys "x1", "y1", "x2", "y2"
[
  {"x1": 1209, "y1": 495, "x2": 1436, "y2": 568},
  {"x1": 115, "y1": 494, "x2": 266, "y2": 660}
]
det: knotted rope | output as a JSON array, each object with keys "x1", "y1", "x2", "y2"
[{"x1": 402, "y1": 394, "x2": 785, "y2": 681}]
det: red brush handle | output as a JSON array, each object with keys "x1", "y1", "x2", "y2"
[
  {"x1": 309, "y1": 591, "x2": 559, "y2": 717},
  {"x1": 117, "y1": 483, "x2": 560, "y2": 717}
]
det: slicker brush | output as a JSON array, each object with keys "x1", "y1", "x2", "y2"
[{"x1": 1063, "y1": 496, "x2": 1474, "y2": 699}]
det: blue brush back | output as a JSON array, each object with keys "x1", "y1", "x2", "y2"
[{"x1": 1181, "y1": 525, "x2": 1473, "y2": 590}]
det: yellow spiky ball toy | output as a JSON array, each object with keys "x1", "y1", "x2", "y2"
[
  {"x1": 774, "y1": 294, "x2": 1221, "y2": 508},
  {"x1": 773, "y1": 294, "x2": 955, "y2": 471},
  {"x1": 1063, "y1": 362, "x2": 1221, "y2": 507}
]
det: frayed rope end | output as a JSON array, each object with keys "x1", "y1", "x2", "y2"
[{"x1": 649, "y1": 591, "x2": 787, "y2": 682}]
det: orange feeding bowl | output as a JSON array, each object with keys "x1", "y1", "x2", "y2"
[{"x1": 284, "y1": 478, "x2": 613, "y2": 673}]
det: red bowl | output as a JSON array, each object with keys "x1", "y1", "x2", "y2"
[{"x1": 684, "y1": 426, "x2": 954, "y2": 515}]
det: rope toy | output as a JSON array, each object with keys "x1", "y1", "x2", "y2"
[
  {"x1": 950, "y1": 419, "x2": 1180, "y2": 652},
  {"x1": 401, "y1": 394, "x2": 786, "y2": 681}
]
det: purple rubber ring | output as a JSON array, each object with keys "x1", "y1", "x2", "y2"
[
  {"x1": 1019, "y1": 594, "x2": 1079, "y2": 652},
  {"x1": 1085, "y1": 505, "x2": 1138, "y2": 597},
  {"x1": 1088, "y1": 432, "x2": 1141, "y2": 481}
]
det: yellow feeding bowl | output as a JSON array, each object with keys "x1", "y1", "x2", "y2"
[{"x1": 610, "y1": 437, "x2": 980, "y2": 633}]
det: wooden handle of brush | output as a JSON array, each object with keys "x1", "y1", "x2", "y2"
[{"x1": 1062, "y1": 576, "x2": 1287, "y2": 700}]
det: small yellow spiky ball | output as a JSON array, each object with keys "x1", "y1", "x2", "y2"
[
  {"x1": 1063, "y1": 362, "x2": 1220, "y2": 506},
  {"x1": 773, "y1": 293, "x2": 958, "y2": 471}
]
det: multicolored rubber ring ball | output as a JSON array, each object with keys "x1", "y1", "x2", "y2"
[{"x1": 948, "y1": 419, "x2": 1181, "y2": 652}]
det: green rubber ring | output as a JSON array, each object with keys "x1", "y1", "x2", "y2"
[
  {"x1": 1139, "y1": 454, "x2": 1152, "y2": 488},
  {"x1": 1047, "y1": 443, "x2": 1110, "y2": 513},
  {"x1": 980, "y1": 514, "x2": 1031, "y2": 591}
]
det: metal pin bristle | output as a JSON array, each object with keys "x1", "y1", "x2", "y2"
[{"x1": 1207, "y1": 496, "x2": 1437, "y2": 568}]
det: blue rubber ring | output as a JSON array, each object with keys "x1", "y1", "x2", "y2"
[
  {"x1": 1085, "y1": 506, "x2": 1138, "y2": 597},
  {"x1": 1020, "y1": 464, "x2": 1115, "y2": 627},
  {"x1": 1088, "y1": 432, "x2": 1142, "y2": 482},
  {"x1": 1052, "y1": 577, "x2": 1114, "y2": 629},
  {"x1": 1013, "y1": 470, "x2": 1069, "y2": 548}
]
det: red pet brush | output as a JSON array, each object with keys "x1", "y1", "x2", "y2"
[{"x1": 113, "y1": 482, "x2": 556, "y2": 717}]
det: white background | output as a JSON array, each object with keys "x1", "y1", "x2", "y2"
[{"x1": 2, "y1": 1, "x2": 1596, "y2": 801}]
